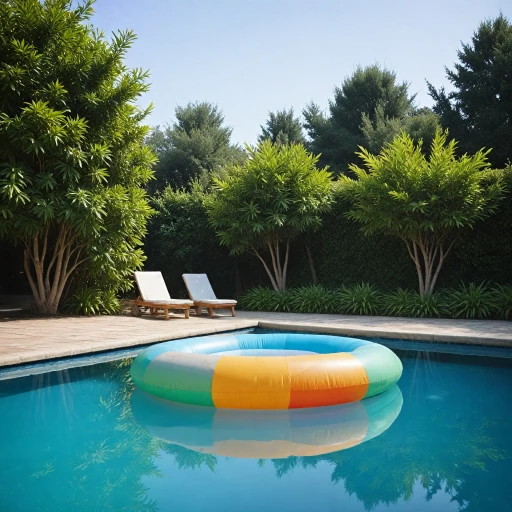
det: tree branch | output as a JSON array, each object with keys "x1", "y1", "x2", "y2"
[
  {"x1": 251, "y1": 245, "x2": 279, "y2": 291},
  {"x1": 266, "y1": 238, "x2": 281, "y2": 287},
  {"x1": 24, "y1": 248, "x2": 40, "y2": 306},
  {"x1": 32, "y1": 233, "x2": 46, "y2": 303},
  {"x1": 281, "y1": 240, "x2": 290, "y2": 291}
]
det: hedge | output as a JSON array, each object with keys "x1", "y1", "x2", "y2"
[{"x1": 144, "y1": 172, "x2": 512, "y2": 298}]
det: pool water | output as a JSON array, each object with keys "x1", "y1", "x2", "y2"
[{"x1": 0, "y1": 339, "x2": 511, "y2": 512}]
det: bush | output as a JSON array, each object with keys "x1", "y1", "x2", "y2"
[
  {"x1": 239, "y1": 282, "x2": 508, "y2": 319},
  {"x1": 489, "y1": 284, "x2": 512, "y2": 320},
  {"x1": 338, "y1": 283, "x2": 383, "y2": 315},
  {"x1": 64, "y1": 288, "x2": 121, "y2": 316},
  {"x1": 383, "y1": 289, "x2": 448, "y2": 318},
  {"x1": 291, "y1": 285, "x2": 337, "y2": 314},
  {"x1": 240, "y1": 287, "x2": 293, "y2": 312},
  {"x1": 145, "y1": 184, "x2": 235, "y2": 298},
  {"x1": 445, "y1": 282, "x2": 495, "y2": 319}
]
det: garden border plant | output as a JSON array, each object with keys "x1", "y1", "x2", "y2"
[{"x1": 240, "y1": 282, "x2": 512, "y2": 320}]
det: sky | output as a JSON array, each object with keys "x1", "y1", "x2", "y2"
[{"x1": 90, "y1": 0, "x2": 512, "y2": 145}]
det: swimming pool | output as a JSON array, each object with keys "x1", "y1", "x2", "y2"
[{"x1": 0, "y1": 332, "x2": 511, "y2": 511}]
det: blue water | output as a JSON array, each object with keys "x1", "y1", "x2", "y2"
[{"x1": 0, "y1": 338, "x2": 511, "y2": 512}]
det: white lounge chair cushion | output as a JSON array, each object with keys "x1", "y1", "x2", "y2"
[
  {"x1": 143, "y1": 299, "x2": 194, "y2": 305},
  {"x1": 182, "y1": 274, "x2": 217, "y2": 300},
  {"x1": 134, "y1": 271, "x2": 172, "y2": 301},
  {"x1": 194, "y1": 299, "x2": 237, "y2": 305}
]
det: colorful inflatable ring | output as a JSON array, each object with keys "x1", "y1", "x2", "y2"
[
  {"x1": 130, "y1": 333, "x2": 402, "y2": 409},
  {"x1": 131, "y1": 384, "x2": 403, "y2": 458}
]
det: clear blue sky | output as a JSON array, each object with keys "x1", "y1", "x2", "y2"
[{"x1": 90, "y1": 0, "x2": 511, "y2": 145}]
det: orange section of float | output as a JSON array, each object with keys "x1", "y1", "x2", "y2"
[
  {"x1": 287, "y1": 353, "x2": 369, "y2": 408},
  {"x1": 212, "y1": 355, "x2": 291, "y2": 409}
]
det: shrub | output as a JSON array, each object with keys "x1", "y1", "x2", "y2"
[
  {"x1": 445, "y1": 282, "x2": 494, "y2": 319},
  {"x1": 239, "y1": 287, "x2": 275, "y2": 311},
  {"x1": 383, "y1": 289, "x2": 448, "y2": 318},
  {"x1": 208, "y1": 140, "x2": 333, "y2": 291},
  {"x1": 272, "y1": 290, "x2": 294, "y2": 312},
  {"x1": 64, "y1": 288, "x2": 121, "y2": 316},
  {"x1": 239, "y1": 287, "x2": 294, "y2": 312},
  {"x1": 145, "y1": 184, "x2": 234, "y2": 298},
  {"x1": 0, "y1": 1, "x2": 155, "y2": 315},
  {"x1": 339, "y1": 283, "x2": 383, "y2": 315},
  {"x1": 290, "y1": 285, "x2": 337, "y2": 314},
  {"x1": 490, "y1": 284, "x2": 512, "y2": 320}
]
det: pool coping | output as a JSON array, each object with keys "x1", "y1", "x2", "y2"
[
  {"x1": 258, "y1": 320, "x2": 512, "y2": 347},
  {"x1": 1, "y1": 311, "x2": 511, "y2": 369}
]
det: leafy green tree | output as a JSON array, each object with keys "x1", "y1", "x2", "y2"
[
  {"x1": 208, "y1": 141, "x2": 333, "y2": 291},
  {"x1": 428, "y1": 13, "x2": 512, "y2": 168},
  {"x1": 258, "y1": 108, "x2": 305, "y2": 146},
  {"x1": 303, "y1": 65, "x2": 415, "y2": 174},
  {"x1": 0, "y1": 0, "x2": 155, "y2": 315},
  {"x1": 340, "y1": 131, "x2": 504, "y2": 295},
  {"x1": 361, "y1": 106, "x2": 440, "y2": 154},
  {"x1": 147, "y1": 102, "x2": 244, "y2": 191}
]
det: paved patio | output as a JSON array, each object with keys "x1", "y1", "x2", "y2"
[{"x1": 1, "y1": 310, "x2": 511, "y2": 367}]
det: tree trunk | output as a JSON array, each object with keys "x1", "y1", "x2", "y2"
[
  {"x1": 23, "y1": 225, "x2": 85, "y2": 315},
  {"x1": 251, "y1": 237, "x2": 290, "y2": 292},
  {"x1": 401, "y1": 234, "x2": 455, "y2": 296},
  {"x1": 305, "y1": 242, "x2": 318, "y2": 285}
]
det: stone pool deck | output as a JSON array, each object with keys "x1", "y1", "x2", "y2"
[{"x1": 0, "y1": 310, "x2": 511, "y2": 367}]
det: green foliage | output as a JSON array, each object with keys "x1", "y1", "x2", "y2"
[
  {"x1": 0, "y1": 0, "x2": 155, "y2": 314},
  {"x1": 446, "y1": 282, "x2": 494, "y2": 319},
  {"x1": 239, "y1": 282, "x2": 505, "y2": 320},
  {"x1": 240, "y1": 285, "x2": 337, "y2": 314},
  {"x1": 383, "y1": 289, "x2": 448, "y2": 318},
  {"x1": 428, "y1": 13, "x2": 512, "y2": 168},
  {"x1": 146, "y1": 102, "x2": 244, "y2": 191},
  {"x1": 361, "y1": 106, "x2": 440, "y2": 154},
  {"x1": 64, "y1": 287, "x2": 120, "y2": 315},
  {"x1": 208, "y1": 140, "x2": 333, "y2": 291},
  {"x1": 490, "y1": 284, "x2": 512, "y2": 320},
  {"x1": 144, "y1": 183, "x2": 234, "y2": 298},
  {"x1": 258, "y1": 108, "x2": 305, "y2": 146},
  {"x1": 291, "y1": 285, "x2": 337, "y2": 314},
  {"x1": 145, "y1": 173, "x2": 512, "y2": 302},
  {"x1": 240, "y1": 286, "x2": 293, "y2": 312},
  {"x1": 340, "y1": 130, "x2": 505, "y2": 295},
  {"x1": 209, "y1": 140, "x2": 333, "y2": 255},
  {"x1": 303, "y1": 65, "x2": 415, "y2": 174},
  {"x1": 338, "y1": 283, "x2": 383, "y2": 315}
]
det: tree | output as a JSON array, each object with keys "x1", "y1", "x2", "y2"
[
  {"x1": 340, "y1": 131, "x2": 504, "y2": 295},
  {"x1": 303, "y1": 65, "x2": 415, "y2": 175},
  {"x1": 147, "y1": 102, "x2": 244, "y2": 191},
  {"x1": 258, "y1": 108, "x2": 305, "y2": 146},
  {"x1": 428, "y1": 13, "x2": 512, "y2": 168},
  {"x1": 0, "y1": 0, "x2": 155, "y2": 314},
  {"x1": 208, "y1": 141, "x2": 333, "y2": 291},
  {"x1": 361, "y1": 106, "x2": 440, "y2": 154}
]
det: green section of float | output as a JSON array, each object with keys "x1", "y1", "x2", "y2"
[{"x1": 352, "y1": 344, "x2": 403, "y2": 398}]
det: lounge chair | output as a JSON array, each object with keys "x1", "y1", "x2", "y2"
[
  {"x1": 131, "y1": 271, "x2": 193, "y2": 320},
  {"x1": 182, "y1": 273, "x2": 237, "y2": 318}
]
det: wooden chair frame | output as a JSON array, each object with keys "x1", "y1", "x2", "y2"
[
  {"x1": 130, "y1": 298, "x2": 191, "y2": 320},
  {"x1": 194, "y1": 303, "x2": 236, "y2": 318}
]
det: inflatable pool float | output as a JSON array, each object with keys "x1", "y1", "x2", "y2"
[
  {"x1": 131, "y1": 385, "x2": 403, "y2": 458},
  {"x1": 130, "y1": 333, "x2": 402, "y2": 409}
]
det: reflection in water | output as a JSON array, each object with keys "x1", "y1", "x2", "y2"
[
  {"x1": 0, "y1": 348, "x2": 511, "y2": 512},
  {"x1": 131, "y1": 385, "x2": 403, "y2": 458}
]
